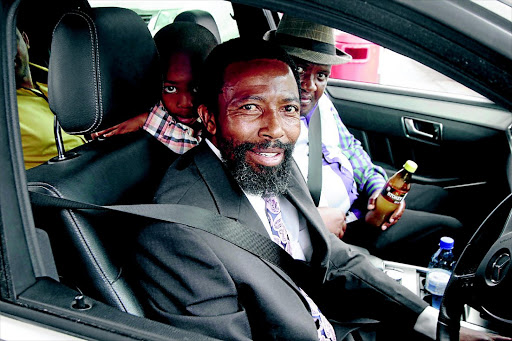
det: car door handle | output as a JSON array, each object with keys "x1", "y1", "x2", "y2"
[
  {"x1": 403, "y1": 117, "x2": 442, "y2": 143},
  {"x1": 404, "y1": 118, "x2": 434, "y2": 139}
]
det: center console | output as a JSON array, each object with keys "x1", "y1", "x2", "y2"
[{"x1": 380, "y1": 260, "x2": 497, "y2": 334}]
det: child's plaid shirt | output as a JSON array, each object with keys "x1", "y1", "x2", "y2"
[{"x1": 143, "y1": 101, "x2": 202, "y2": 154}]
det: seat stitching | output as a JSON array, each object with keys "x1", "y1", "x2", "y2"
[
  {"x1": 52, "y1": 11, "x2": 103, "y2": 134},
  {"x1": 28, "y1": 182, "x2": 127, "y2": 312}
]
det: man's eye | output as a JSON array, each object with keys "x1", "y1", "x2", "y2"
[
  {"x1": 163, "y1": 86, "x2": 177, "y2": 94},
  {"x1": 317, "y1": 73, "x2": 328, "y2": 81},
  {"x1": 284, "y1": 105, "x2": 299, "y2": 114},
  {"x1": 296, "y1": 66, "x2": 304, "y2": 74},
  {"x1": 241, "y1": 104, "x2": 256, "y2": 110}
]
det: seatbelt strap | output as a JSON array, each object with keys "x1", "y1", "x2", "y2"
[
  {"x1": 28, "y1": 191, "x2": 303, "y2": 277},
  {"x1": 307, "y1": 106, "x2": 322, "y2": 206}
]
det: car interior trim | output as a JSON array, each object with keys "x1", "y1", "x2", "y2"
[
  {"x1": 397, "y1": 0, "x2": 512, "y2": 59},
  {"x1": 443, "y1": 182, "x2": 488, "y2": 190},
  {"x1": 327, "y1": 86, "x2": 512, "y2": 131},
  {"x1": 328, "y1": 78, "x2": 495, "y2": 106},
  {"x1": 506, "y1": 123, "x2": 512, "y2": 155}
]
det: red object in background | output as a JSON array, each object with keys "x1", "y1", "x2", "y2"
[{"x1": 331, "y1": 32, "x2": 380, "y2": 83}]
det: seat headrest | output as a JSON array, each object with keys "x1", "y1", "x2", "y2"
[
  {"x1": 48, "y1": 8, "x2": 161, "y2": 134},
  {"x1": 174, "y1": 10, "x2": 221, "y2": 44}
]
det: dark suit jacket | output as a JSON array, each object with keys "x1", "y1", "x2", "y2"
[{"x1": 135, "y1": 142, "x2": 429, "y2": 340}]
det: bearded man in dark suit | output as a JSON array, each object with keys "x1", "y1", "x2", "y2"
[{"x1": 134, "y1": 38, "x2": 500, "y2": 341}]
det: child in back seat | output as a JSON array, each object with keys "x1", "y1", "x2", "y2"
[{"x1": 91, "y1": 22, "x2": 218, "y2": 154}]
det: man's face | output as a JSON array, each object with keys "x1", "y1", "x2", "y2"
[
  {"x1": 15, "y1": 29, "x2": 30, "y2": 88},
  {"x1": 294, "y1": 59, "x2": 331, "y2": 115},
  {"x1": 161, "y1": 52, "x2": 199, "y2": 126},
  {"x1": 200, "y1": 59, "x2": 301, "y2": 196}
]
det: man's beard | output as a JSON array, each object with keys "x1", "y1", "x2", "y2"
[{"x1": 219, "y1": 138, "x2": 295, "y2": 198}]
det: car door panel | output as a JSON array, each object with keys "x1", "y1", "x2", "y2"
[
  {"x1": 326, "y1": 82, "x2": 511, "y2": 190},
  {"x1": 327, "y1": 81, "x2": 512, "y2": 225}
]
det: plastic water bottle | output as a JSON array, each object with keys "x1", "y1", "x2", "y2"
[
  {"x1": 428, "y1": 236, "x2": 455, "y2": 270},
  {"x1": 425, "y1": 237, "x2": 455, "y2": 309}
]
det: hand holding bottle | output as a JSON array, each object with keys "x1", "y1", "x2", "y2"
[
  {"x1": 365, "y1": 160, "x2": 417, "y2": 229},
  {"x1": 366, "y1": 191, "x2": 405, "y2": 230}
]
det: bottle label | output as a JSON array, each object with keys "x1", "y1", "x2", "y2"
[{"x1": 381, "y1": 185, "x2": 408, "y2": 204}]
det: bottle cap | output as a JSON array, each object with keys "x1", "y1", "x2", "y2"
[
  {"x1": 439, "y1": 236, "x2": 454, "y2": 250},
  {"x1": 403, "y1": 160, "x2": 418, "y2": 173}
]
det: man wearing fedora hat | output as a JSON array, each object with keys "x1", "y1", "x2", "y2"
[{"x1": 266, "y1": 15, "x2": 463, "y2": 266}]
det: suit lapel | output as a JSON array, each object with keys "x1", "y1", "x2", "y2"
[{"x1": 193, "y1": 143, "x2": 267, "y2": 237}]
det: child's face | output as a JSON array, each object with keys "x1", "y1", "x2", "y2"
[{"x1": 162, "y1": 52, "x2": 199, "y2": 125}]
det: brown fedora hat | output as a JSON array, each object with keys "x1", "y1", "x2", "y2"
[{"x1": 264, "y1": 15, "x2": 351, "y2": 65}]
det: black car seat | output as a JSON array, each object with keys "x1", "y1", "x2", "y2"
[
  {"x1": 174, "y1": 9, "x2": 221, "y2": 43},
  {"x1": 26, "y1": 7, "x2": 177, "y2": 316}
]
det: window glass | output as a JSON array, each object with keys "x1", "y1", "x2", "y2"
[
  {"x1": 331, "y1": 30, "x2": 485, "y2": 99},
  {"x1": 89, "y1": 0, "x2": 239, "y2": 42}
]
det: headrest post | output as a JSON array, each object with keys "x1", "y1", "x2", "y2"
[
  {"x1": 50, "y1": 117, "x2": 78, "y2": 163},
  {"x1": 54, "y1": 117, "x2": 66, "y2": 160}
]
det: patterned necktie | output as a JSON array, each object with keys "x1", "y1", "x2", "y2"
[{"x1": 264, "y1": 196, "x2": 336, "y2": 341}]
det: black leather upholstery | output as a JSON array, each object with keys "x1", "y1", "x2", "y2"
[
  {"x1": 174, "y1": 9, "x2": 221, "y2": 43},
  {"x1": 27, "y1": 8, "x2": 177, "y2": 316},
  {"x1": 49, "y1": 8, "x2": 161, "y2": 134}
]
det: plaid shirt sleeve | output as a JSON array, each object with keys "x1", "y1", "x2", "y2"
[
  {"x1": 326, "y1": 96, "x2": 387, "y2": 197},
  {"x1": 143, "y1": 101, "x2": 202, "y2": 154}
]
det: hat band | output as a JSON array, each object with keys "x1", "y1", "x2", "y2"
[{"x1": 275, "y1": 33, "x2": 335, "y2": 56}]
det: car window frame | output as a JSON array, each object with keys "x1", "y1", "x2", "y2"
[{"x1": 0, "y1": 1, "x2": 40, "y2": 302}]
